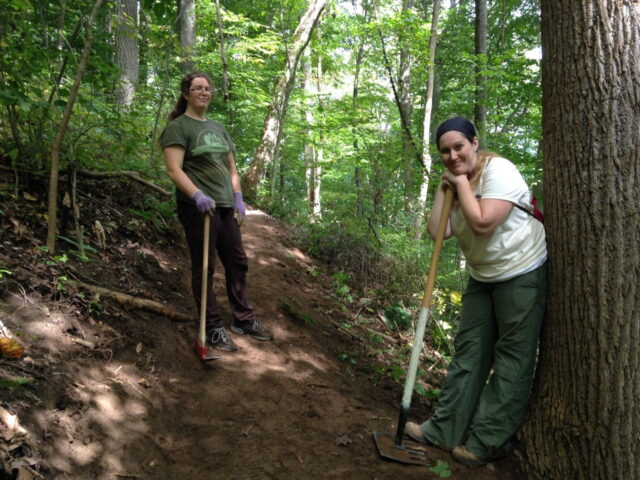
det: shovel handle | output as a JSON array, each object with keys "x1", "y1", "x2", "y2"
[
  {"x1": 421, "y1": 188, "x2": 454, "y2": 308},
  {"x1": 394, "y1": 187, "x2": 454, "y2": 445},
  {"x1": 198, "y1": 213, "x2": 211, "y2": 349}
]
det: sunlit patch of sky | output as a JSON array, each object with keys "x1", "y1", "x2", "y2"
[{"x1": 525, "y1": 47, "x2": 542, "y2": 60}]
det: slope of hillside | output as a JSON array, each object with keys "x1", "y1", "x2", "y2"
[{"x1": 0, "y1": 171, "x2": 513, "y2": 479}]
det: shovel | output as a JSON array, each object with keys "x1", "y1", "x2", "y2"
[
  {"x1": 373, "y1": 188, "x2": 454, "y2": 465},
  {"x1": 195, "y1": 212, "x2": 220, "y2": 361}
]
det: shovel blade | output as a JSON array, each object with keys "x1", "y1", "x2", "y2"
[
  {"x1": 195, "y1": 338, "x2": 220, "y2": 361},
  {"x1": 372, "y1": 431, "x2": 431, "y2": 466}
]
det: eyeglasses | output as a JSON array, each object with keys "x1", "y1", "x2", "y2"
[{"x1": 190, "y1": 86, "x2": 212, "y2": 94}]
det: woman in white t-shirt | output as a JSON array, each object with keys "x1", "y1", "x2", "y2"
[{"x1": 405, "y1": 117, "x2": 547, "y2": 466}]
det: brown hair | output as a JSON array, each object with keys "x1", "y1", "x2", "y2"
[
  {"x1": 166, "y1": 71, "x2": 213, "y2": 121},
  {"x1": 469, "y1": 150, "x2": 499, "y2": 190}
]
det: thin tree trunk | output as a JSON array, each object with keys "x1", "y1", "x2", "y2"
[
  {"x1": 241, "y1": 0, "x2": 328, "y2": 200},
  {"x1": 352, "y1": 0, "x2": 371, "y2": 218},
  {"x1": 138, "y1": 6, "x2": 149, "y2": 84},
  {"x1": 312, "y1": 54, "x2": 323, "y2": 219},
  {"x1": 178, "y1": 0, "x2": 195, "y2": 74},
  {"x1": 114, "y1": 0, "x2": 139, "y2": 110},
  {"x1": 518, "y1": 2, "x2": 640, "y2": 478},
  {"x1": 214, "y1": 0, "x2": 229, "y2": 103},
  {"x1": 474, "y1": 0, "x2": 487, "y2": 146},
  {"x1": 375, "y1": 17, "x2": 425, "y2": 172},
  {"x1": 69, "y1": 168, "x2": 86, "y2": 258},
  {"x1": 55, "y1": 0, "x2": 65, "y2": 51},
  {"x1": 32, "y1": 18, "x2": 83, "y2": 166},
  {"x1": 400, "y1": 0, "x2": 415, "y2": 211},
  {"x1": 303, "y1": 49, "x2": 316, "y2": 216},
  {"x1": 149, "y1": 69, "x2": 170, "y2": 163},
  {"x1": 47, "y1": 0, "x2": 105, "y2": 254},
  {"x1": 415, "y1": 0, "x2": 442, "y2": 241}
]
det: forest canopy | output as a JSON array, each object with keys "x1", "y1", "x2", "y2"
[{"x1": 0, "y1": 0, "x2": 542, "y2": 314}]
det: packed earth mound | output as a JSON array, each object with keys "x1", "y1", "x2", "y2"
[{"x1": 0, "y1": 171, "x2": 514, "y2": 479}]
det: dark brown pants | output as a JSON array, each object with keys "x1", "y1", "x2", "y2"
[{"x1": 177, "y1": 201, "x2": 254, "y2": 329}]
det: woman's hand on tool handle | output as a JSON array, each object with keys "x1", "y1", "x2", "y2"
[
  {"x1": 441, "y1": 171, "x2": 513, "y2": 236},
  {"x1": 192, "y1": 190, "x2": 216, "y2": 213},
  {"x1": 427, "y1": 183, "x2": 454, "y2": 241},
  {"x1": 165, "y1": 145, "x2": 215, "y2": 213}
]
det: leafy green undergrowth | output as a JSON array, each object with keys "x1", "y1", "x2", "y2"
[{"x1": 0, "y1": 377, "x2": 31, "y2": 390}]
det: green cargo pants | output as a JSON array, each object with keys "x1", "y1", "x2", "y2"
[{"x1": 420, "y1": 262, "x2": 547, "y2": 460}]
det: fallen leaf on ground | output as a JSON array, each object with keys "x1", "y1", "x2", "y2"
[
  {"x1": 0, "y1": 337, "x2": 25, "y2": 359},
  {"x1": 334, "y1": 433, "x2": 352, "y2": 446}
]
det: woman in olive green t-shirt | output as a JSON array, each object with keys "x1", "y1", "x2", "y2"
[{"x1": 161, "y1": 72, "x2": 273, "y2": 353}]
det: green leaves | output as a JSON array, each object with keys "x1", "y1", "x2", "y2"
[
  {"x1": 429, "y1": 460, "x2": 452, "y2": 478},
  {"x1": 383, "y1": 304, "x2": 411, "y2": 330},
  {"x1": 7, "y1": 0, "x2": 32, "y2": 10}
]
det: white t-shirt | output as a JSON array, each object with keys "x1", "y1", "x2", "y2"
[{"x1": 452, "y1": 157, "x2": 547, "y2": 282}]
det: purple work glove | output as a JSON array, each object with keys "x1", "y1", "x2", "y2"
[
  {"x1": 192, "y1": 190, "x2": 215, "y2": 213},
  {"x1": 233, "y1": 191, "x2": 245, "y2": 225}
]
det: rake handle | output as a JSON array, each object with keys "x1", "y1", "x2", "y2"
[{"x1": 198, "y1": 213, "x2": 211, "y2": 349}]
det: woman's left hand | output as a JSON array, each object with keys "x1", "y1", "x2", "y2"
[
  {"x1": 233, "y1": 191, "x2": 245, "y2": 226},
  {"x1": 442, "y1": 170, "x2": 469, "y2": 191}
]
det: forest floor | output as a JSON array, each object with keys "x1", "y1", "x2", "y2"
[{"x1": 0, "y1": 169, "x2": 516, "y2": 479}]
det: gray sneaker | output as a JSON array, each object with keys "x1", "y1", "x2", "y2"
[
  {"x1": 207, "y1": 327, "x2": 238, "y2": 352},
  {"x1": 230, "y1": 320, "x2": 274, "y2": 341}
]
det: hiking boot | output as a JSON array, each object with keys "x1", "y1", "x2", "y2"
[
  {"x1": 405, "y1": 422, "x2": 430, "y2": 445},
  {"x1": 452, "y1": 446, "x2": 486, "y2": 467},
  {"x1": 207, "y1": 326, "x2": 238, "y2": 352},
  {"x1": 230, "y1": 319, "x2": 274, "y2": 341},
  {"x1": 404, "y1": 422, "x2": 452, "y2": 452}
]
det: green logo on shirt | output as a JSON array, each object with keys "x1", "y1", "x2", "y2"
[{"x1": 192, "y1": 130, "x2": 230, "y2": 156}]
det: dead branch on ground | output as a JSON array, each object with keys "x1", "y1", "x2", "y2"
[{"x1": 69, "y1": 280, "x2": 192, "y2": 322}]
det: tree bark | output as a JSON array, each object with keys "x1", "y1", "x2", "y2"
[
  {"x1": 178, "y1": 0, "x2": 196, "y2": 74},
  {"x1": 312, "y1": 54, "x2": 322, "y2": 219},
  {"x1": 214, "y1": 0, "x2": 229, "y2": 103},
  {"x1": 241, "y1": 0, "x2": 328, "y2": 201},
  {"x1": 474, "y1": 0, "x2": 487, "y2": 147},
  {"x1": 352, "y1": 0, "x2": 371, "y2": 218},
  {"x1": 399, "y1": 0, "x2": 415, "y2": 211},
  {"x1": 47, "y1": 0, "x2": 105, "y2": 255},
  {"x1": 114, "y1": 0, "x2": 139, "y2": 110},
  {"x1": 517, "y1": 2, "x2": 640, "y2": 479},
  {"x1": 302, "y1": 48, "x2": 316, "y2": 216}
]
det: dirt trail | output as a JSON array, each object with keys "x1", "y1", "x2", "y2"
[{"x1": 1, "y1": 201, "x2": 512, "y2": 479}]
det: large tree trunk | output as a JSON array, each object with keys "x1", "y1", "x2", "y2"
[
  {"x1": 46, "y1": 0, "x2": 105, "y2": 255},
  {"x1": 241, "y1": 0, "x2": 327, "y2": 201},
  {"x1": 415, "y1": 0, "x2": 442, "y2": 242},
  {"x1": 517, "y1": 2, "x2": 640, "y2": 479},
  {"x1": 178, "y1": 0, "x2": 195, "y2": 74},
  {"x1": 474, "y1": 0, "x2": 487, "y2": 147},
  {"x1": 114, "y1": 0, "x2": 139, "y2": 110}
]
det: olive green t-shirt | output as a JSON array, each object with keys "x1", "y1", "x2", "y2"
[{"x1": 161, "y1": 115, "x2": 236, "y2": 207}]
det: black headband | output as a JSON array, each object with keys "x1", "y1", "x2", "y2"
[{"x1": 435, "y1": 117, "x2": 477, "y2": 148}]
